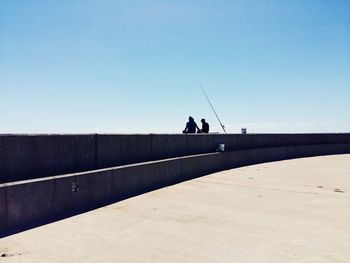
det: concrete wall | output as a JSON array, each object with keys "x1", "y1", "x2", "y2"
[
  {"x1": 96, "y1": 135, "x2": 153, "y2": 168},
  {"x1": 213, "y1": 133, "x2": 350, "y2": 151},
  {"x1": 1, "y1": 133, "x2": 350, "y2": 183},
  {"x1": 1, "y1": 143, "x2": 350, "y2": 236},
  {"x1": 0, "y1": 135, "x2": 96, "y2": 183}
]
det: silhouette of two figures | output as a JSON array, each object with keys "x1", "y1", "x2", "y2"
[{"x1": 183, "y1": 116, "x2": 209, "y2": 134}]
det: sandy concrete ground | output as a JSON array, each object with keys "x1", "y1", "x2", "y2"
[{"x1": 1, "y1": 154, "x2": 350, "y2": 263}]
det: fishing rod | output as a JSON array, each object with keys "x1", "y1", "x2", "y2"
[{"x1": 200, "y1": 85, "x2": 227, "y2": 134}]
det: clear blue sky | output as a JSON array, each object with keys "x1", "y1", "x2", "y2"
[{"x1": 1, "y1": 0, "x2": 349, "y2": 133}]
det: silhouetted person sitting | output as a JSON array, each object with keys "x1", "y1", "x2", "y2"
[
  {"x1": 200, "y1": 118, "x2": 209, "y2": 133},
  {"x1": 183, "y1": 116, "x2": 200, "y2": 134}
]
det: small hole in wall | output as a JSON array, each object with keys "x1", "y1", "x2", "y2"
[{"x1": 72, "y1": 182, "x2": 79, "y2": 193}]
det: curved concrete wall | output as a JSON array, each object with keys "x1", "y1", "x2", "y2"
[
  {"x1": 1, "y1": 143, "x2": 350, "y2": 236},
  {"x1": 1, "y1": 133, "x2": 350, "y2": 183}
]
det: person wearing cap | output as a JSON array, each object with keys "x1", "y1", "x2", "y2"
[
  {"x1": 183, "y1": 116, "x2": 200, "y2": 134},
  {"x1": 200, "y1": 118, "x2": 209, "y2": 133}
]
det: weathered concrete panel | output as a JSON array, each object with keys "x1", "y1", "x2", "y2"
[
  {"x1": 51, "y1": 170, "x2": 113, "y2": 217},
  {"x1": 51, "y1": 176, "x2": 77, "y2": 216},
  {"x1": 5, "y1": 179, "x2": 55, "y2": 230},
  {"x1": 112, "y1": 165, "x2": 152, "y2": 200},
  {"x1": 220, "y1": 149, "x2": 250, "y2": 169},
  {"x1": 111, "y1": 158, "x2": 189, "y2": 201},
  {"x1": 112, "y1": 160, "x2": 182, "y2": 200},
  {"x1": 75, "y1": 170, "x2": 113, "y2": 209},
  {"x1": 235, "y1": 134, "x2": 263, "y2": 149},
  {"x1": 96, "y1": 135, "x2": 152, "y2": 168},
  {"x1": 186, "y1": 134, "x2": 216, "y2": 155},
  {"x1": 0, "y1": 135, "x2": 95, "y2": 183},
  {"x1": 179, "y1": 153, "x2": 222, "y2": 181},
  {"x1": 151, "y1": 134, "x2": 186, "y2": 160},
  {"x1": 147, "y1": 159, "x2": 183, "y2": 187}
]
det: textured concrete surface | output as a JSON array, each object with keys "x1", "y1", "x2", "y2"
[
  {"x1": 2, "y1": 145, "x2": 350, "y2": 235},
  {"x1": 0, "y1": 135, "x2": 96, "y2": 183},
  {"x1": 1, "y1": 154, "x2": 349, "y2": 263},
  {"x1": 2, "y1": 133, "x2": 350, "y2": 183}
]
